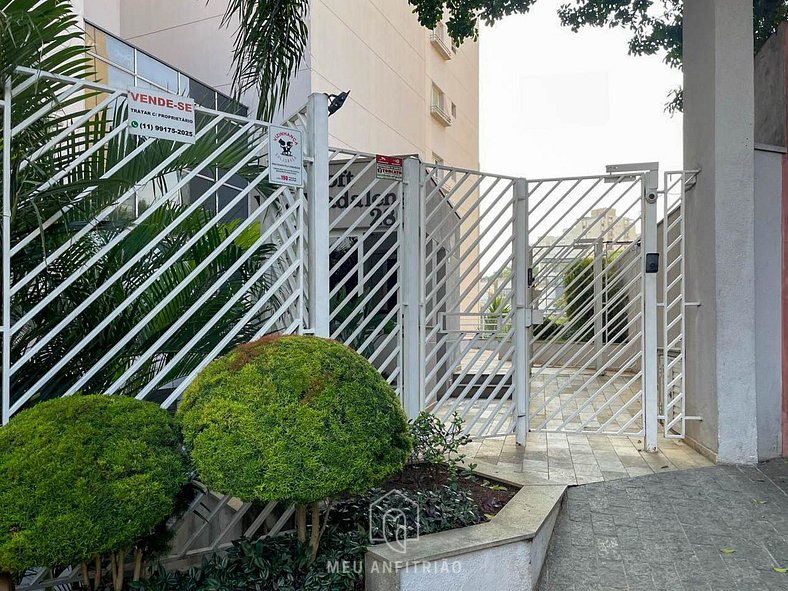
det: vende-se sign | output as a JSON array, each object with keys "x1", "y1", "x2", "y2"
[
  {"x1": 268, "y1": 125, "x2": 304, "y2": 187},
  {"x1": 127, "y1": 87, "x2": 195, "y2": 144}
]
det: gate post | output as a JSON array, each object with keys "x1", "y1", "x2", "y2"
[
  {"x1": 2, "y1": 78, "x2": 11, "y2": 425},
  {"x1": 402, "y1": 158, "x2": 423, "y2": 419},
  {"x1": 643, "y1": 171, "x2": 660, "y2": 452},
  {"x1": 593, "y1": 238, "x2": 604, "y2": 370},
  {"x1": 305, "y1": 93, "x2": 330, "y2": 337},
  {"x1": 513, "y1": 179, "x2": 530, "y2": 445}
]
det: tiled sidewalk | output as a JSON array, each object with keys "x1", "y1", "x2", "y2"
[
  {"x1": 462, "y1": 432, "x2": 713, "y2": 485},
  {"x1": 537, "y1": 460, "x2": 788, "y2": 590}
]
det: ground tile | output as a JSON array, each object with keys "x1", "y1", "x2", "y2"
[{"x1": 538, "y1": 460, "x2": 788, "y2": 591}]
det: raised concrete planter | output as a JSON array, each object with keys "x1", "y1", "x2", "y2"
[{"x1": 364, "y1": 464, "x2": 565, "y2": 591}]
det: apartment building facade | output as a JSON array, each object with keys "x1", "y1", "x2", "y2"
[{"x1": 74, "y1": 0, "x2": 480, "y2": 171}]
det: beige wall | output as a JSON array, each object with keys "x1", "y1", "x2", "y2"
[{"x1": 310, "y1": 0, "x2": 478, "y2": 169}]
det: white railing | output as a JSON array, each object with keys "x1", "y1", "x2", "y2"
[
  {"x1": 659, "y1": 170, "x2": 699, "y2": 438},
  {"x1": 1, "y1": 67, "x2": 308, "y2": 423},
  {"x1": 1, "y1": 67, "x2": 317, "y2": 590}
]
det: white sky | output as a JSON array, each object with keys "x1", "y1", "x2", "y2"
[{"x1": 479, "y1": 4, "x2": 684, "y2": 179}]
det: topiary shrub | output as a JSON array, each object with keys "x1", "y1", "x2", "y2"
[
  {"x1": 177, "y1": 334, "x2": 412, "y2": 560},
  {"x1": 0, "y1": 395, "x2": 189, "y2": 591}
]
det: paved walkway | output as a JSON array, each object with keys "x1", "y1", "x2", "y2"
[
  {"x1": 538, "y1": 460, "x2": 788, "y2": 590},
  {"x1": 462, "y1": 432, "x2": 713, "y2": 485}
]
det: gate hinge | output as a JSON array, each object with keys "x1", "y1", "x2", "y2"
[{"x1": 525, "y1": 309, "x2": 544, "y2": 327}]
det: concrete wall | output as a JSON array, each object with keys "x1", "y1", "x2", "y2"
[
  {"x1": 754, "y1": 23, "x2": 788, "y2": 459},
  {"x1": 683, "y1": 0, "x2": 757, "y2": 463},
  {"x1": 755, "y1": 24, "x2": 787, "y2": 147},
  {"x1": 754, "y1": 146, "x2": 784, "y2": 459}
]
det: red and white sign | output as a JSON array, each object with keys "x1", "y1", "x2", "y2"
[
  {"x1": 268, "y1": 125, "x2": 304, "y2": 187},
  {"x1": 127, "y1": 87, "x2": 195, "y2": 144},
  {"x1": 375, "y1": 155, "x2": 403, "y2": 181}
]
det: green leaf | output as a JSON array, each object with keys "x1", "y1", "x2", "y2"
[
  {"x1": 719, "y1": 548, "x2": 736, "y2": 554},
  {"x1": 752, "y1": 498, "x2": 767, "y2": 504},
  {"x1": 774, "y1": 567, "x2": 787, "y2": 573}
]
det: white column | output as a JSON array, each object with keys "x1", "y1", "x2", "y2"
[
  {"x1": 305, "y1": 93, "x2": 330, "y2": 337},
  {"x1": 402, "y1": 158, "x2": 423, "y2": 419},
  {"x1": 683, "y1": 0, "x2": 757, "y2": 463},
  {"x1": 513, "y1": 179, "x2": 530, "y2": 445},
  {"x1": 642, "y1": 180, "x2": 659, "y2": 453}
]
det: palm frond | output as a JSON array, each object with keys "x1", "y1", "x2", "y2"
[{"x1": 216, "y1": 0, "x2": 310, "y2": 120}]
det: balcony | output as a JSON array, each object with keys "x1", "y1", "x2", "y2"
[
  {"x1": 430, "y1": 26, "x2": 453, "y2": 60},
  {"x1": 430, "y1": 103, "x2": 452, "y2": 126}
]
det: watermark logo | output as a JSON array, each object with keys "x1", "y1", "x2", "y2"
[{"x1": 368, "y1": 490, "x2": 419, "y2": 553}]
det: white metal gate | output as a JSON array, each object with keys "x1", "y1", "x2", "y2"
[
  {"x1": 399, "y1": 161, "x2": 693, "y2": 450},
  {"x1": 527, "y1": 166, "x2": 655, "y2": 437},
  {"x1": 416, "y1": 164, "x2": 522, "y2": 438},
  {"x1": 327, "y1": 148, "x2": 404, "y2": 399}
]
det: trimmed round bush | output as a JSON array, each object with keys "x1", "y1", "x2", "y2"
[
  {"x1": 0, "y1": 395, "x2": 189, "y2": 574},
  {"x1": 177, "y1": 335, "x2": 412, "y2": 505}
]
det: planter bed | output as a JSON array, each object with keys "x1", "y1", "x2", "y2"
[
  {"x1": 365, "y1": 463, "x2": 566, "y2": 591},
  {"x1": 373, "y1": 462, "x2": 519, "y2": 520}
]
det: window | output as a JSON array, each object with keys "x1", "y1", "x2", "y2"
[
  {"x1": 430, "y1": 84, "x2": 452, "y2": 126},
  {"x1": 432, "y1": 153, "x2": 446, "y2": 181},
  {"x1": 85, "y1": 22, "x2": 246, "y2": 116},
  {"x1": 451, "y1": 102, "x2": 457, "y2": 119},
  {"x1": 137, "y1": 51, "x2": 178, "y2": 93},
  {"x1": 84, "y1": 22, "x2": 251, "y2": 223},
  {"x1": 430, "y1": 22, "x2": 453, "y2": 59},
  {"x1": 431, "y1": 84, "x2": 445, "y2": 111}
]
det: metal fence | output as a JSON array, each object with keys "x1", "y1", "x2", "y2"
[
  {"x1": 327, "y1": 148, "x2": 403, "y2": 399},
  {"x1": 1, "y1": 67, "x2": 309, "y2": 424}
]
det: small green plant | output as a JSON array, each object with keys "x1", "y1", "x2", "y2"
[
  {"x1": 0, "y1": 395, "x2": 189, "y2": 591},
  {"x1": 333, "y1": 485, "x2": 480, "y2": 541},
  {"x1": 409, "y1": 412, "x2": 473, "y2": 481},
  {"x1": 177, "y1": 335, "x2": 412, "y2": 562},
  {"x1": 132, "y1": 530, "x2": 368, "y2": 591}
]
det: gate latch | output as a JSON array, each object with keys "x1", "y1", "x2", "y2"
[{"x1": 645, "y1": 253, "x2": 659, "y2": 273}]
